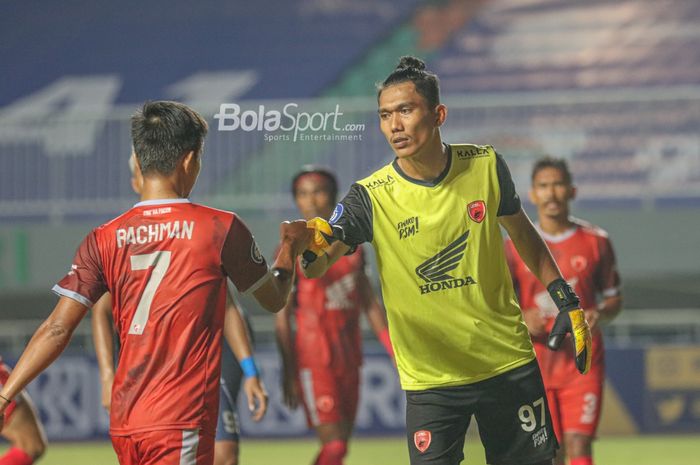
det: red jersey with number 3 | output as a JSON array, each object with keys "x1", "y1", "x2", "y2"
[
  {"x1": 294, "y1": 247, "x2": 367, "y2": 375},
  {"x1": 505, "y1": 218, "x2": 620, "y2": 387},
  {"x1": 53, "y1": 199, "x2": 269, "y2": 436}
]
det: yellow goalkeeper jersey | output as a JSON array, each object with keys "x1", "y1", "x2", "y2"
[{"x1": 333, "y1": 144, "x2": 535, "y2": 390}]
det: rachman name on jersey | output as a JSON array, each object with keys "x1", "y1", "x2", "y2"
[{"x1": 116, "y1": 220, "x2": 195, "y2": 248}]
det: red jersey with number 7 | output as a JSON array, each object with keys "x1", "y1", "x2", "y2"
[{"x1": 53, "y1": 199, "x2": 270, "y2": 436}]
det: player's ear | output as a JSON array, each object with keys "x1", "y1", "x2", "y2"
[
  {"x1": 435, "y1": 104, "x2": 447, "y2": 126},
  {"x1": 131, "y1": 174, "x2": 142, "y2": 196},
  {"x1": 182, "y1": 150, "x2": 197, "y2": 174},
  {"x1": 130, "y1": 152, "x2": 141, "y2": 171},
  {"x1": 569, "y1": 184, "x2": 577, "y2": 201},
  {"x1": 130, "y1": 153, "x2": 144, "y2": 195}
]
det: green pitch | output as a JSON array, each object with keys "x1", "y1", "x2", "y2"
[{"x1": 3, "y1": 435, "x2": 699, "y2": 464}]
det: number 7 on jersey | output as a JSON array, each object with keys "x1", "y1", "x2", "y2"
[{"x1": 128, "y1": 251, "x2": 172, "y2": 335}]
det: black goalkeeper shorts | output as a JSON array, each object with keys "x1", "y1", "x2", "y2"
[{"x1": 405, "y1": 359, "x2": 558, "y2": 465}]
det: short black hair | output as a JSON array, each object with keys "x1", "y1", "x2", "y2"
[
  {"x1": 131, "y1": 101, "x2": 208, "y2": 175},
  {"x1": 291, "y1": 165, "x2": 338, "y2": 203},
  {"x1": 377, "y1": 56, "x2": 440, "y2": 108},
  {"x1": 531, "y1": 156, "x2": 573, "y2": 185}
]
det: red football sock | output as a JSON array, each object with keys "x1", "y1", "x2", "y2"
[
  {"x1": 313, "y1": 439, "x2": 347, "y2": 465},
  {"x1": 0, "y1": 447, "x2": 33, "y2": 465},
  {"x1": 569, "y1": 456, "x2": 593, "y2": 465}
]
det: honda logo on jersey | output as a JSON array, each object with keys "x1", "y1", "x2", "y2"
[
  {"x1": 415, "y1": 231, "x2": 477, "y2": 295},
  {"x1": 467, "y1": 200, "x2": 486, "y2": 223}
]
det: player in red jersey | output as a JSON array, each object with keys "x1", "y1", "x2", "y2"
[
  {"x1": 275, "y1": 167, "x2": 394, "y2": 465},
  {"x1": 0, "y1": 101, "x2": 311, "y2": 465},
  {"x1": 0, "y1": 357, "x2": 47, "y2": 465},
  {"x1": 505, "y1": 157, "x2": 622, "y2": 465},
  {"x1": 91, "y1": 154, "x2": 268, "y2": 465}
]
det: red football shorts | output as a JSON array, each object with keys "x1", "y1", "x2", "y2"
[
  {"x1": 111, "y1": 429, "x2": 214, "y2": 465},
  {"x1": 0, "y1": 362, "x2": 18, "y2": 420},
  {"x1": 298, "y1": 366, "x2": 360, "y2": 428},
  {"x1": 546, "y1": 372, "x2": 604, "y2": 440}
]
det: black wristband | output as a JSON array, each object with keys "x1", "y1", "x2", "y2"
[
  {"x1": 301, "y1": 250, "x2": 318, "y2": 266},
  {"x1": 547, "y1": 278, "x2": 580, "y2": 312},
  {"x1": 0, "y1": 394, "x2": 11, "y2": 404}
]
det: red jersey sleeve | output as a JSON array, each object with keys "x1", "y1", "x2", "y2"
[
  {"x1": 221, "y1": 214, "x2": 270, "y2": 293},
  {"x1": 53, "y1": 230, "x2": 108, "y2": 308},
  {"x1": 595, "y1": 235, "x2": 621, "y2": 298}
]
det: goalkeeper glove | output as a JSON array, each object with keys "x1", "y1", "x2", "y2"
[
  {"x1": 546, "y1": 278, "x2": 592, "y2": 375},
  {"x1": 302, "y1": 217, "x2": 338, "y2": 265}
]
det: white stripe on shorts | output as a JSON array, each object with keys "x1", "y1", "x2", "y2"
[
  {"x1": 300, "y1": 368, "x2": 320, "y2": 426},
  {"x1": 179, "y1": 429, "x2": 200, "y2": 465}
]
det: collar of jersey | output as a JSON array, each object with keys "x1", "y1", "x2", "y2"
[
  {"x1": 133, "y1": 198, "x2": 191, "y2": 207},
  {"x1": 391, "y1": 143, "x2": 452, "y2": 188},
  {"x1": 535, "y1": 222, "x2": 578, "y2": 243}
]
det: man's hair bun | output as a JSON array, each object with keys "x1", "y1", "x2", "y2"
[{"x1": 396, "y1": 56, "x2": 426, "y2": 71}]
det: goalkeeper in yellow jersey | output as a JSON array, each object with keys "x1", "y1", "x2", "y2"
[{"x1": 302, "y1": 56, "x2": 591, "y2": 465}]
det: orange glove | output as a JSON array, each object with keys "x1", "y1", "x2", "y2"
[
  {"x1": 302, "y1": 217, "x2": 337, "y2": 265},
  {"x1": 306, "y1": 217, "x2": 334, "y2": 255}
]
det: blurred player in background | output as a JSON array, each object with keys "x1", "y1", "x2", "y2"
[
  {"x1": 506, "y1": 158, "x2": 622, "y2": 465},
  {"x1": 303, "y1": 56, "x2": 593, "y2": 465},
  {"x1": 214, "y1": 295, "x2": 262, "y2": 465},
  {"x1": 0, "y1": 357, "x2": 46, "y2": 465},
  {"x1": 275, "y1": 167, "x2": 394, "y2": 465},
  {"x1": 0, "y1": 100, "x2": 311, "y2": 465},
  {"x1": 91, "y1": 154, "x2": 267, "y2": 465}
]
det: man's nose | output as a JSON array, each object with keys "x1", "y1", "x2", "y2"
[{"x1": 391, "y1": 113, "x2": 403, "y2": 132}]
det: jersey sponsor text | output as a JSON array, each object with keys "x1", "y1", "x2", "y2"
[
  {"x1": 397, "y1": 216, "x2": 420, "y2": 239},
  {"x1": 419, "y1": 276, "x2": 477, "y2": 295}
]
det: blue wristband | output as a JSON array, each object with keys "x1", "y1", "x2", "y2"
[{"x1": 240, "y1": 356, "x2": 259, "y2": 378}]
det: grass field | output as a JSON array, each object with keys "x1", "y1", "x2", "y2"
[{"x1": 3, "y1": 434, "x2": 699, "y2": 465}]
